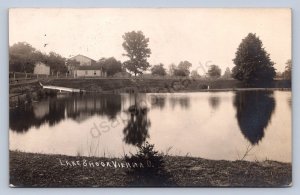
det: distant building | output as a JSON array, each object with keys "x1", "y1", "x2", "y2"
[
  {"x1": 69, "y1": 54, "x2": 107, "y2": 77},
  {"x1": 74, "y1": 65, "x2": 106, "y2": 77},
  {"x1": 34, "y1": 62, "x2": 50, "y2": 75},
  {"x1": 69, "y1": 54, "x2": 96, "y2": 66}
]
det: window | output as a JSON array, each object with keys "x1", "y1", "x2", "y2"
[{"x1": 85, "y1": 70, "x2": 88, "y2": 75}]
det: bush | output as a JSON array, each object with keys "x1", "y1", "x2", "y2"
[{"x1": 124, "y1": 142, "x2": 174, "y2": 186}]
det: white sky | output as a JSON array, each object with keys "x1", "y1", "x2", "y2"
[{"x1": 9, "y1": 8, "x2": 291, "y2": 73}]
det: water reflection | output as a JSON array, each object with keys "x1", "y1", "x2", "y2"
[
  {"x1": 169, "y1": 96, "x2": 190, "y2": 109},
  {"x1": 123, "y1": 94, "x2": 151, "y2": 146},
  {"x1": 208, "y1": 96, "x2": 220, "y2": 110},
  {"x1": 233, "y1": 91, "x2": 275, "y2": 145},
  {"x1": 10, "y1": 94, "x2": 121, "y2": 133},
  {"x1": 288, "y1": 97, "x2": 292, "y2": 109},
  {"x1": 150, "y1": 95, "x2": 166, "y2": 109}
]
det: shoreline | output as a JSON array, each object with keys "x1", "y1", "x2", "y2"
[{"x1": 9, "y1": 150, "x2": 292, "y2": 187}]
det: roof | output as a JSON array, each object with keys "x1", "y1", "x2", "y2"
[
  {"x1": 69, "y1": 54, "x2": 96, "y2": 62},
  {"x1": 77, "y1": 65, "x2": 103, "y2": 70}
]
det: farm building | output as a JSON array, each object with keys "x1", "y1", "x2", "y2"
[
  {"x1": 68, "y1": 54, "x2": 107, "y2": 77},
  {"x1": 33, "y1": 62, "x2": 50, "y2": 75},
  {"x1": 69, "y1": 54, "x2": 96, "y2": 66}
]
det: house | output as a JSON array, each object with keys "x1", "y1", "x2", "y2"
[
  {"x1": 33, "y1": 62, "x2": 50, "y2": 75},
  {"x1": 69, "y1": 54, "x2": 107, "y2": 77},
  {"x1": 69, "y1": 54, "x2": 96, "y2": 66}
]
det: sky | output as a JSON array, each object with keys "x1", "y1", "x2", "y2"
[{"x1": 9, "y1": 8, "x2": 291, "y2": 74}]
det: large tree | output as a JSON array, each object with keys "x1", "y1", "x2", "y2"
[
  {"x1": 122, "y1": 31, "x2": 151, "y2": 76},
  {"x1": 9, "y1": 42, "x2": 36, "y2": 72},
  {"x1": 283, "y1": 59, "x2": 292, "y2": 80},
  {"x1": 223, "y1": 67, "x2": 232, "y2": 79},
  {"x1": 207, "y1": 65, "x2": 221, "y2": 78},
  {"x1": 151, "y1": 63, "x2": 167, "y2": 76},
  {"x1": 99, "y1": 57, "x2": 123, "y2": 76},
  {"x1": 232, "y1": 33, "x2": 276, "y2": 83},
  {"x1": 176, "y1": 61, "x2": 192, "y2": 76},
  {"x1": 45, "y1": 52, "x2": 67, "y2": 74}
]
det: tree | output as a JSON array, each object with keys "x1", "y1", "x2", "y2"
[
  {"x1": 45, "y1": 52, "x2": 67, "y2": 74},
  {"x1": 66, "y1": 59, "x2": 80, "y2": 74},
  {"x1": 223, "y1": 67, "x2": 232, "y2": 79},
  {"x1": 207, "y1": 65, "x2": 221, "y2": 78},
  {"x1": 122, "y1": 31, "x2": 151, "y2": 76},
  {"x1": 9, "y1": 42, "x2": 36, "y2": 72},
  {"x1": 151, "y1": 64, "x2": 167, "y2": 76},
  {"x1": 98, "y1": 57, "x2": 123, "y2": 76},
  {"x1": 283, "y1": 59, "x2": 292, "y2": 80},
  {"x1": 232, "y1": 33, "x2": 276, "y2": 83},
  {"x1": 175, "y1": 61, "x2": 192, "y2": 76},
  {"x1": 191, "y1": 70, "x2": 200, "y2": 78},
  {"x1": 168, "y1": 63, "x2": 177, "y2": 76}
]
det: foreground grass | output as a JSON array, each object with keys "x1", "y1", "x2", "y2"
[{"x1": 9, "y1": 151, "x2": 291, "y2": 187}]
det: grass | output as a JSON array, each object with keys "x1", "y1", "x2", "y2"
[{"x1": 9, "y1": 150, "x2": 292, "y2": 187}]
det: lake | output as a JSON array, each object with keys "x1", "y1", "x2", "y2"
[{"x1": 9, "y1": 90, "x2": 292, "y2": 162}]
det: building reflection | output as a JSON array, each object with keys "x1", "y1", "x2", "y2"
[
  {"x1": 10, "y1": 94, "x2": 122, "y2": 133},
  {"x1": 123, "y1": 94, "x2": 151, "y2": 146},
  {"x1": 233, "y1": 91, "x2": 275, "y2": 145}
]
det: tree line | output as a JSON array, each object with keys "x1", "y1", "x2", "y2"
[{"x1": 9, "y1": 31, "x2": 291, "y2": 82}]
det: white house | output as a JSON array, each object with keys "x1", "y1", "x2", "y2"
[
  {"x1": 74, "y1": 65, "x2": 106, "y2": 77},
  {"x1": 69, "y1": 54, "x2": 107, "y2": 77}
]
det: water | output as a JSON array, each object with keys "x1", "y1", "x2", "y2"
[{"x1": 9, "y1": 90, "x2": 292, "y2": 162}]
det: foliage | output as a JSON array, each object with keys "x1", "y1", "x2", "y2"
[
  {"x1": 9, "y1": 42, "x2": 67, "y2": 74},
  {"x1": 168, "y1": 61, "x2": 192, "y2": 76},
  {"x1": 283, "y1": 59, "x2": 292, "y2": 80},
  {"x1": 98, "y1": 57, "x2": 123, "y2": 76},
  {"x1": 168, "y1": 63, "x2": 177, "y2": 76},
  {"x1": 191, "y1": 70, "x2": 201, "y2": 78},
  {"x1": 207, "y1": 65, "x2": 221, "y2": 78},
  {"x1": 223, "y1": 67, "x2": 232, "y2": 79},
  {"x1": 125, "y1": 142, "x2": 173, "y2": 186},
  {"x1": 150, "y1": 63, "x2": 167, "y2": 76},
  {"x1": 46, "y1": 52, "x2": 67, "y2": 74},
  {"x1": 66, "y1": 59, "x2": 80, "y2": 74},
  {"x1": 176, "y1": 61, "x2": 192, "y2": 76},
  {"x1": 9, "y1": 42, "x2": 37, "y2": 73},
  {"x1": 122, "y1": 31, "x2": 151, "y2": 76},
  {"x1": 232, "y1": 33, "x2": 276, "y2": 83}
]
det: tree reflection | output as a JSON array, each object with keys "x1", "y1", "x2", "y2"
[
  {"x1": 123, "y1": 94, "x2": 151, "y2": 146},
  {"x1": 10, "y1": 94, "x2": 122, "y2": 133},
  {"x1": 169, "y1": 96, "x2": 190, "y2": 109},
  {"x1": 233, "y1": 91, "x2": 275, "y2": 145},
  {"x1": 150, "y1": 95, "x2": 166, "y2": 110},
  {"x1": 208, "y1": 95, "x2": 220, "y2": 110}
]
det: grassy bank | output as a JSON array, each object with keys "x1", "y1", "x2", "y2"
[
  {"x1": 43, "y1": 78, "x2": 291, "y2": 93},
  {"x1": 10, "y1": 151, "x2": 291, "y2": 187}
]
